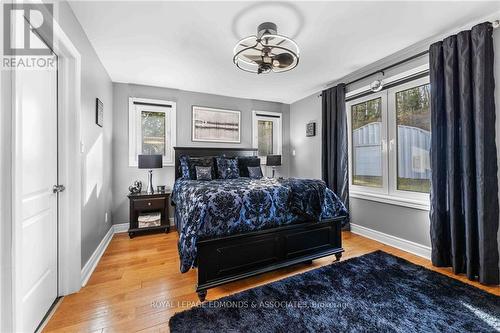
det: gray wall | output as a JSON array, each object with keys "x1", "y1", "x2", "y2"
[
  {"x1": 112, "y1": 83, "x2": 290, "y2": 224},
  {"x1": 290, "y1": 23, "x2": 500, "y2": 257},
  {"x1": 58, "y1": 2, "x2": 114, "y2": 268},
  {"x1": 289, "y1": 94, "x2": 322, "y2": 179}
]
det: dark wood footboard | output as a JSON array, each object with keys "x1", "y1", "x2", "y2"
[{"x1": 195, "y1": 216, "x2": 345, "y2": 301}]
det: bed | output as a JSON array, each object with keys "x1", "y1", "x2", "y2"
[{"x1": 172, "y1": 147, "x2": 348, "y2": 301}]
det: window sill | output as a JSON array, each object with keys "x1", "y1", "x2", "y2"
[{"x1": 350, "y1": 191, "x2": 430, "y2": 211}]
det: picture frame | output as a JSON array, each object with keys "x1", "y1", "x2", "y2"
[
  {"x1": 192, "y1": 106, "x2": 241, "y2": 143},
  {"x1": 96, "y1": 98, "x2": 103, "y2": 127},
  {"x1": 306, "y1": 122, "x2": 316, "y2": 137}
]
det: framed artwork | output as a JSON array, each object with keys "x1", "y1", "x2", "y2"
[
  {"x1": 96, "y1": 98, "x2": 103, "y2": 127},
  {"x1": 192, "y1": 106, "x2": 241, "y2": 143},
  {"x1": 306, "y1": 122, "x2": 316, "y2": 137}
]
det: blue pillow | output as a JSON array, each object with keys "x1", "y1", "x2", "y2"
[
  {"x1": 195, "y1": 166, "x2": 212, "y2": 181},
  {"x1": 179, "y1": 155, "x2": 191, "y2": 179},
  {"x1": 179, "y1": 155, "x2": 215, "y2": 179},
  {"x1": 248, "y1": 166, "x2": 263, "y2": 179},
  {"x1": 216, "y1": 157, "x2": 239, "y2": 179},
  {"x1": 237, "y1": 156, "x2": 261, "y2": 177}
]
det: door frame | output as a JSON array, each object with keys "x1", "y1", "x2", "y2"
[{"x1": 10, "y1": 7, "x2": 82, "y2": 331}]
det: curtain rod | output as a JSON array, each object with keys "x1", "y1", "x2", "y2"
[
  {"x1": 346, "y1": 50, "x2": 429, "y2": 87},
  {"x1": 318, "y1": 19, "x2": 499, "y2": 98},
  {"x1": 317, "y1": 50, "x2": 428, "y2": 98}
]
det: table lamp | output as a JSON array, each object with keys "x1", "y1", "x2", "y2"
[
  {"x1": 266, "y1": 155, "x2": 281, "y2": 178},
  {"x1": 138, "y1": 154, "x2": 162, "y2": 194}
]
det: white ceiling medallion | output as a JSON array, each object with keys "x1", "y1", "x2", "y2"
[{"x1": 233, "y1": 22, "x2": 300, "y2": 74}]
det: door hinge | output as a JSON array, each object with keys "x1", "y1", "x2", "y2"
[{"x1": 53, "y1": 185, "x2": 66, "y2": 193}]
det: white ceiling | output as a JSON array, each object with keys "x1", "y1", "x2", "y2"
[{"x1": 69, "y1": 1, "x2": 499, "y2": 104}]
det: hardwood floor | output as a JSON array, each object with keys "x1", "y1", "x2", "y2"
[{"x1": 43, "y1": 231, "x2": 499, "y2": 332}]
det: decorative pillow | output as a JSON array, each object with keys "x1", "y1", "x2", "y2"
[
  {"x1": 237, "y1": 156, "x2": 261, "y2": 177},
  {"x1": 179, "y1": 155, "x2": 191, "y2": 179},
  {"x1": 216, "y1": 157, "x2": 240, "y2": 179},
  {"x1": 179, "y1": 155, "x2": 215, "y2": 179},
  {"x1": 195, "y1": 166, "x2": 212, "y2": 181},
  {"x1": 247, "y1": 166, "x2": 263, "y2": 179}
]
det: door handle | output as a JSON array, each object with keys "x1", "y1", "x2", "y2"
[
  {"x1": 53, "y1": 185, "x2": 66, "y2": 193},
  {"x1": 381, "y1": 139, "x2": 387, "y2": 153}
]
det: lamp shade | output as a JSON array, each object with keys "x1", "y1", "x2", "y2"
[
  {"x1": 266, "y1": 155, "x2": 281, "y2": 166},
  {"x1": 138, "y1": 154, "x2": 162, "y2": 169}
]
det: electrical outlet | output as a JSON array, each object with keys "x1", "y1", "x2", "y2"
[{"x1": 105, "y1": 212, "x2": 108, "y2": 223}]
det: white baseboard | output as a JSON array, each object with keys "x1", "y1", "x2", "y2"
[
  {"x1": 80, "y1": 218, "x2": 176, "y2": 286},
  {"x1": 113, "y1": 223, "x2": 129, "y2": 233},
  {"x1": 80, "y1": 225, "x2": 114, "y2": 287},
  {"x1": 351, "y1": 223, "x2": 431, "y2": 259}
]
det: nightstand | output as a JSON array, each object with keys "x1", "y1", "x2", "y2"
[{"x1": 127, "y1": 192, "x2": 171, "y2": 238}]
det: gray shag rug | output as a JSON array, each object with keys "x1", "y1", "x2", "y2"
[{"x1": 169, "y1": 251, "x2": 500, "y2": 332}]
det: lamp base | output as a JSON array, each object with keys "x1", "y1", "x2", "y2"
[{"x1": 146, "y1": 170, "x2": 154, "y2": 194}]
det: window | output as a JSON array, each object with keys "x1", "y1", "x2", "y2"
[
  {"x1": 351, "y1": 97, "x2": 384, "y2": 188},
  {"x1": 258, "y1": 120, "x2": 274, "y2": 156},
  {"x1": 141, "y1": 111, "x2": 166, "y2": 155},
  {"x1": 129, "y1": 98, "x2": 176, "y2": 166},
  {"x1": 394, "y1": 84, "x2": 431, "y2": 193},
  {"x1": 347, "y1": 76, "x2": 430, "y2": 208},
  {"x1": 252, "y1": 111, "x2": 282, "y2": 164}
]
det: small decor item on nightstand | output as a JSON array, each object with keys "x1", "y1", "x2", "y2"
[
  {"x1": 157, "y1": 185, "x2": 166, "y2": 193},
  {"x1": 96, "y1": 98, "x2": 103, "y2": 127},
  {"x1": 138, "y1": 154, "x2": 163, "y2": 194},
  {"x1": 266, "y1": 155, "x2": 281, "y2": 178},
  {"x1": 306, "y1": 122, "x2": 316, "y2": 137},
  {"x1": 128, "y1": 180, "x2": 142, "y2": 194}
]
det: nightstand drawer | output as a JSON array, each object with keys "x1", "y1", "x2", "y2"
[{"x1": 133, "y1": 198, "x2": 165, "y2": 210}]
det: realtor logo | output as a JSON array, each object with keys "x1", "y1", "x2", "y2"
[{"x1": 3, "y1": 3, "x2": 53, "y2": 56}]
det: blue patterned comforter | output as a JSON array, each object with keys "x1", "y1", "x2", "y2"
[{"x1": 172, "y1": 178, "x2": 348, "y2": 273}]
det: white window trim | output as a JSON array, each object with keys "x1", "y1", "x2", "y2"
[
  {"x1": 128, "y1": 97, "x2": 176, "y2": 167},
  {"x1": 350, "y1": 191, "x2": 430, "y2": 211},
  {"x1": 252, "y1": 110, "x2": 282, "y2": 165},
  {"x1": 346, "y1": 71, "x2": 431, "y2": 210}
]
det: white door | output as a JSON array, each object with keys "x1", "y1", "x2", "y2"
[{"x1": 14, "y1": 50, "x2": 59, "y2": 331}]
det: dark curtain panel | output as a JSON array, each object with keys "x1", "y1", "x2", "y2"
[
  {"x1": 322, "y1": 84, "x2": 349, "y2": 229},
  {"x1": 429, "y1": 22, "x2": 499, "y2": 285}
]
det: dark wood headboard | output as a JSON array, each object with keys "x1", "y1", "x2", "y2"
[{"x1": 174, "y1": 147, "x2": 258, "y2": 179}]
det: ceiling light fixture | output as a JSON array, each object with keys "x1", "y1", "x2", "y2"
[{"x1": 233, "y1": 22, "x2": 300, "y2": 74}]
